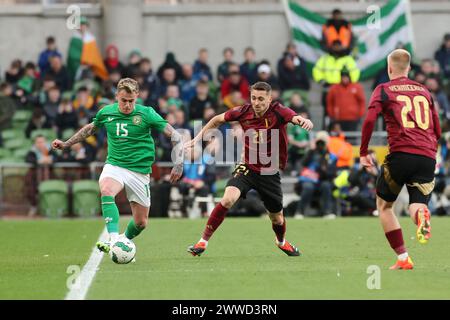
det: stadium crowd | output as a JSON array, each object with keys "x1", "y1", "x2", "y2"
[{"x1": 0, "y1": 12, "x2": 449, "y2": 218}]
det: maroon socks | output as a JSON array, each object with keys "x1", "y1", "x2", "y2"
[{"x1": 202, "y1": 203, "x2": 229, "y2": 241}]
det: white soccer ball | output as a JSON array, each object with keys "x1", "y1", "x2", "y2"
[{"x1": 109, "y1": 237, "x2": 136, "y2": 264}]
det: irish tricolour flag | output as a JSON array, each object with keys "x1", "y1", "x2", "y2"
[
  {"x1": 284, "y1": 0, "x2": 414, "y2": 80},
  {"x1": 67, "y1": 30, "x2": 108, "y2": 81}
]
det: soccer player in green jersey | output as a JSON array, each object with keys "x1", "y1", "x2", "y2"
[{"x1": 52, "y1": 78, "x2": 184, "y2": 254}]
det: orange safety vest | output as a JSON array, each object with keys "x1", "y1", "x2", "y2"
[{"x1": 323, "y1": 24, "x2": 352, "y2": 49}]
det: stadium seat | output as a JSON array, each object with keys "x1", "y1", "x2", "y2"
[
  {"x1": 12, "y1": 110, "x2": 32, "y2": 129},
  {"x1": 1, "y1": 128, "x2": 25, "y2": 141},
  {"x1": 13, "y1": 148, "x2": 30, "y2": 160},
  {"x1": 62, "y1": 128, "x2": 76, "y2": 141},
  {"x1": 38, "y1": 180, "x2": 69, "y2": 218},
  {"x1": 4, "y1": 138, "x2": 32, "y2": 151},
  {"x1": 214, "y1": 178, "x2": 228, "y2": 198},
  {"x1": 0, "y1": 148, "x2": 12, "y2": 159},
  {"x1": 72, "y1": 180, "x2": 100, "y2": 217},
  {"x1": 30, "y1": 129, "x2": 57, "y2": 142},
  {"x1": 0, "y1": 156, "x2": 24, "y2": 164}
]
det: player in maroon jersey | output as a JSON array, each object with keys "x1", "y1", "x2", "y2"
[
  {"x1": 185, "y1": 81, "x2": 313, "y2": 256},
  {"x1": 360, "y1": 49, "x2": 441, "y2": 270}
]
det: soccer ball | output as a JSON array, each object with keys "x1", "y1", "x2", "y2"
[{"x1": 109, "y1": 237, "x2": 136, "y2": 264}]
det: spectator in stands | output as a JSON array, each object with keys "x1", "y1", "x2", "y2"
[
  {"x1": 123, "y1": 49, "x2": 142, "y2": 78},
  {"x1": 0, "y1": 82, "x2": 17, "y2": 146},
  {"x1": 25, "y1": 135, "x2": 57, "y2": 216},
  {"x1": 240, "y1": 47, "x2": 257, "y2": 84},
  {"x1": 158, "y1": 52, "x2": 183, "y2": 82},
  {"x1": 189, "y1": 80, "x2": 217, "y2": 121},
  {"x1": 193, "y1": 48, "x2": 213, "y2": 82},
  {"x1": 179, "y1": 146, "x2": 211, "y2": 217},
  {"x1": 104, "y1": 44, "x2": 124, "y2": 75},
  {"x1": 217, "y1": 47, "x2": 235, "y2": 83},
  {"x1": 288, "y1": 91, "x2": 307, "y2": 114},
  {"x1": 277, "y1": 42, "x2": 303, "y2": 73},
  {"x1": 139, "y1": 57, "x2": 161, "y2": 101},
  {"x1": 5, "y1": 59, "x2": 24, "y2": 84},
  {"x1": 173, "y1": 109, "x2": 193, "y2": 136},
  {"x1": 295, "y1": 131, "x2": 337, "y2": 218},
  {"x1": 220, "y1": 63, "x2": 249, "y2": 100},
  {"x1": 313, "y1": 39, "x2": 360, "y2": 128},
  {"x1": 222, "y1": 90, "x2": 246, "y2": 112},
  {"x1": 38, "y1": 36, "x2": 62, "y2": 75},
  {"x1": 255, "y1": 63, "x2": 279, "y2": 89},
  {"x1": 420, "y1": 58, "x2": 440, "y2": 78},
  {"x1": 434, "y1": 33, "x2": 450, "y2": 80},
  {"x1": 326, "y1": 69, "x2": 365, "y2": 131},
  {"x1": 278, "y1": 52, "x2": 310, "y2": 92},
  {"x1": 414, "y1": 71, "x2": 427, "y2": 85},
  {"x1": 160, "y1": 67, "x2": 179, "y2": 96},
  {"x1": 57, "y1": 141, "x2": 96, "y2": 164},
  {"x1": 17, "y1": 62, "x2": 38, "y2": 96},
  {"x1": 25, "y1": 108, "x2": 52, "y2": 138},
  {"x1": 55, "y1": 93, "x2": 78, "y2": 138},
  {"x1": 426, "y1": 76, "x2": 450, "y2": 125},
  {"x1": 45, "y1": 55, "x2": 71, "y2": 92},
  {"x1": 287, "y1": 108, "x2": 311, "y2": 172},
  {"x1": 327, "y1": 122, "x2": 354, "y2": 170},
  {"x1": 72, "y1": 86, "x2": 96, "y2": 126},
  {"x1": 179, "y1": 63, "x2": 198, "y2": 106},
  {"x1": 43, "y1": 86, "x2": 61, "y2": 126},
  {"x1": 321, "y1": 9, "x2": 354, "y2": 55}
]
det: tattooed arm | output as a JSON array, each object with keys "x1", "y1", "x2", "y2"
[
  {"x1": 163, "y1": 123, "x2": 184, "y2": 183},
  {"x1": 51, "y1": 123, "x2": 97, "y2": 150}
]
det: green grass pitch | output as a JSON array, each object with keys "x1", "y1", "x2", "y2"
[{"x1": 1, "y1": 217, "x2": 450, "y2": 299}]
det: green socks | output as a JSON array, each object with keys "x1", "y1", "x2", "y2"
[
  {"x1": 101, "y1": 196, "x2": 119, "y2": 233},
  {"x1": 125, "y1": 219, "x2": 145, "y2": 240}
]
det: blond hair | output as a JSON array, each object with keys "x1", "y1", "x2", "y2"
[
  {"x1": 117, "y1": 78, "x2": 139, "y2": 94},
  {"x1": 387, "y1": 49, "x2": 411, "y2": 74}
]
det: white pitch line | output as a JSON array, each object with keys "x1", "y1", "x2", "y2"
[{"x1": 65, "y1": 228, "x2": 109, "y2": 300}]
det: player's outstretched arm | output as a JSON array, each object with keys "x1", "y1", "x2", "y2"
[
  {"x1": 52, "y1": 122, "x2": 97, "y2": 150},
  {"x1": 291, "y1": 115, "x2": 314, "y2": 131},
  {"x1": 163, "y1": 123, "x2": 184, "y2": 183},
  {"x1": 184, "y1": 113, "x2": 227, "y2": 149}
]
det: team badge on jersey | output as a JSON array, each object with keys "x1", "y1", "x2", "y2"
[{"x1": 133, "y1": 115, "x2": 142, "y2": 125}]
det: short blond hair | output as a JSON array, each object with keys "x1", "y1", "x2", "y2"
[
  {"x1": 117, "y1": 78, "x2": 139, "y2": 94},
  {"x1": 387, "y1": 49, "x2": 411, "y2": 73}
]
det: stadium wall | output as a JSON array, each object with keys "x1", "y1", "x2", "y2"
[{"x1": 0, "y1": 1, "x2": 449, "y2": 77}]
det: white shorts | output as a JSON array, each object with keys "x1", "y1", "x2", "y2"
[{"x1": 99, "y1": 164, "x2": 151, "y2": 207}]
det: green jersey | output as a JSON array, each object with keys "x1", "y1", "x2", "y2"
[
  {"x1": 287, "y1": 123, "x2": 310, "y2": 155},
  {"x1": 93, "y1": 103, "x2": 167, "y2": 174}
]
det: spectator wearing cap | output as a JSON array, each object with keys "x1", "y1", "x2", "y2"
[
  {"x1": 255, "y1": 63, "x2": 279, "y2": 88},
  {"x1": 326, "y1": 69, "x2": 365, "y2": 132},
  {"x1": 157, "y1": 52, "x2": 183, "y2": 82},
  {"x1": 240, "y1": 47, "x2": 258, "y2": 84},
  {"x1": 434, "y1": 33, "x2": 450, "y2": 80},
  {"x1": 277, "y1": 42, "x2": 303, "y2": 73},
  {"x1": 295, "y1": 131, "x2": 337, "y2": 218},
  {"x1": 38, "y1": 36, "x2": 62, "y2": 75},
  {"x1": 278, "y1": 52, "x2": 310, "y2": 91}
]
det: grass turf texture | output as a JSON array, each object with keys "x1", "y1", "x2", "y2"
[{"x1": 1, "y1": 217, "x2": 450, "y2": 299}]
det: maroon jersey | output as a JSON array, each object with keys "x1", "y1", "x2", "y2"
[
  {"x1": 360, "y1": 76, "x2": 441, "y2": 160},
  {"x1": 224, "y1": 101, "x2": 297, "y2": 173}
]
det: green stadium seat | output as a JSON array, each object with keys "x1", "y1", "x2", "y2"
[
  {"x1": 1, "y1": 128, "x2": 25, "y2": 141},
  {"x1": 72, "y1": 180, "x2": 100, "y2": 217},
  {"x1": 214, "y1": 178, "x2": 228, "y2": 198},
  {"x1": 4, "y1": 138, "x2": 32, "y2": 151},
  {"x1": 0, "y1": 156, "x2": 24, "y2": 164},
  {"x1": 13, "y1": 148, "x2": 30, "y2": 160},
  {"x1": 38, "y1": 180, "x2": 69, "y2": 218},
  {"x1": 0, "y1": 148, "x2": 12, "y2": 159},
  {"x1": 12, "y1": 110, "x2": 32, "y2": 130},
  {"x1": 30, "y1": 129, "x2": 57, "y2": 142},
  {"x1": 62, "y1": 128, "x2": 76, "y2": 141}
]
